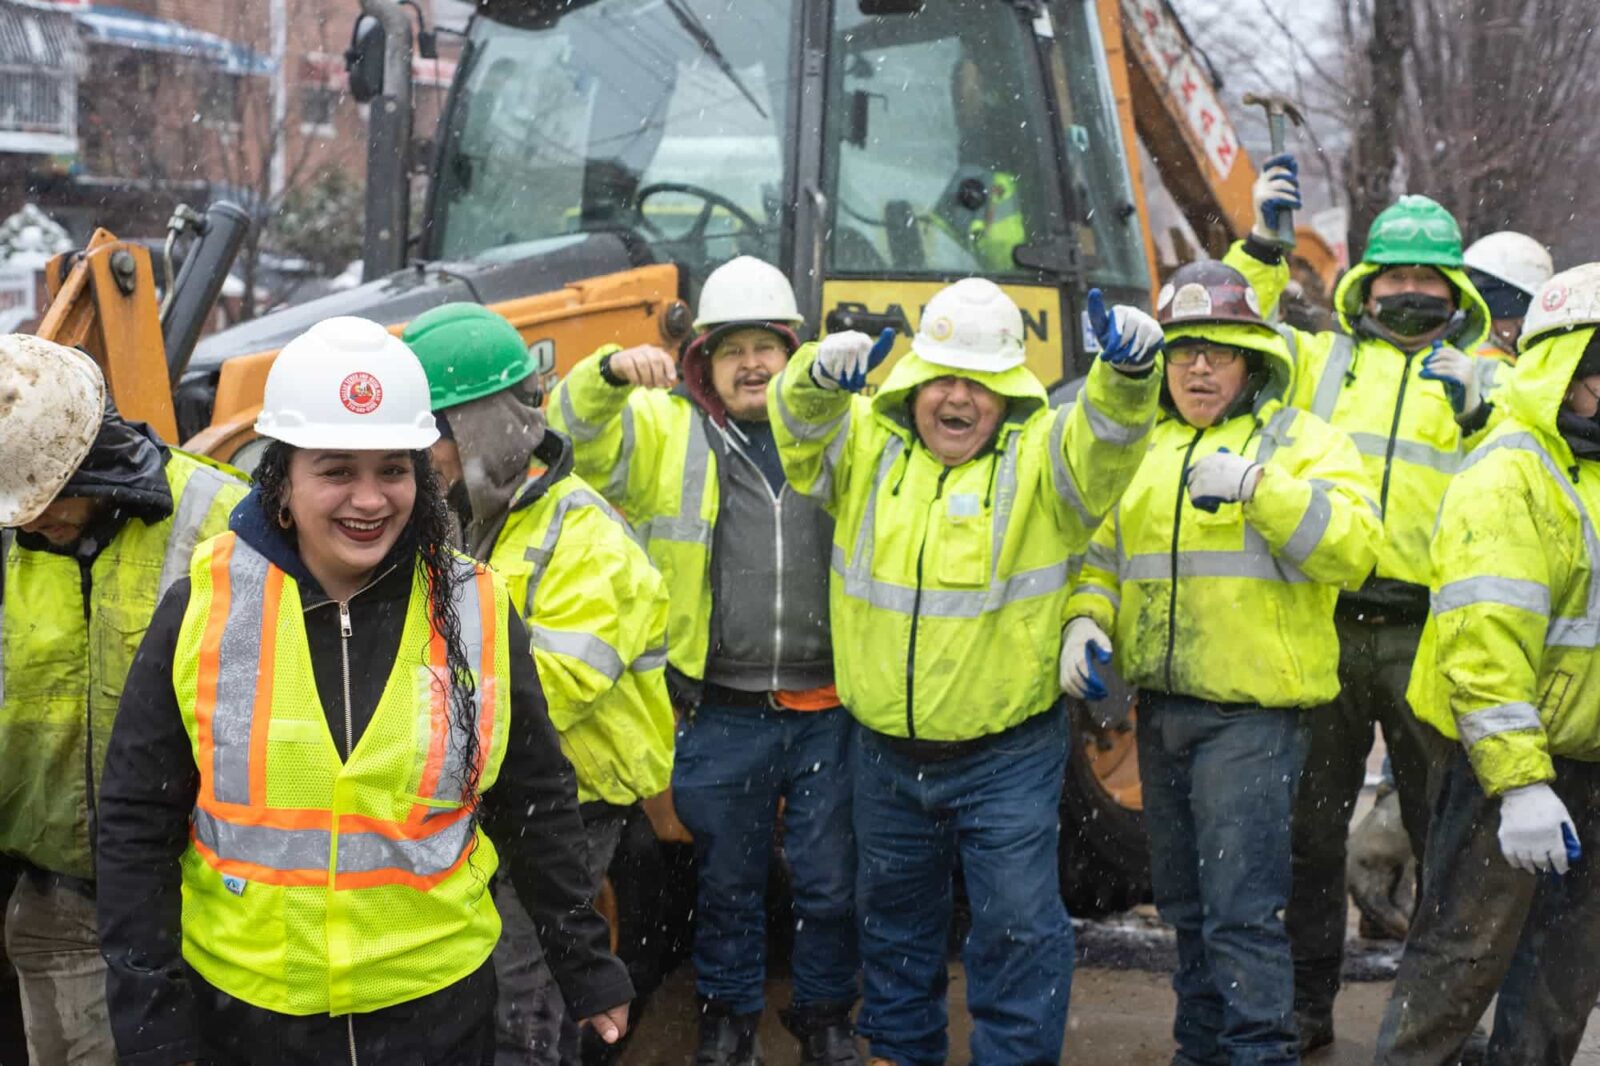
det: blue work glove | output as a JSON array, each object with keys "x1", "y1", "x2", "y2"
[
  {"x1": 1186, "y1": 447, "x2": 1263, "y2": 513},
  {"x1": 1420, "y1": 342, "x2": 1482, "y2": 418},
  {"x1": 1250, "y1": 152, "x2": 1302, "y2": 241},
  {"x1": 811, "y1": 327, "x2": 895, "y2": 392},
  {"x1": 1060, "y1": 617, "x2": 1113, "y2": 701},
  {"x1": 1087, "y1": 288, "x2": 1163, "y2": 374}
]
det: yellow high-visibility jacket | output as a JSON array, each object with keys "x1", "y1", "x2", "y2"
[
  {"x1": 770, "y1": 344, "x2": 1159, "y2": 740},
  {"x1": 1066, "y1": 323, "x2": 1381, "y2": 707},
  {"x1": 0, "y1": 451, "x2": 245, "y2": 877},
  {"x1": 176, "y1": 532, "x2": 512, "y2": 1016},
  {"x1": 488, "y1": 462, "x2": 673, "y2": 807},
  {"x1": 1226, "y1": 243, "x2": 1497, "y2": 589},
  {"x1": 1408, "y1": 324, "x2": 1600, "y2": 794}
]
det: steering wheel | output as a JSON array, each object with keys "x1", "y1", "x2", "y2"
[{"x1": 634, "y1": 182, "x2": 764, "y2": 256}]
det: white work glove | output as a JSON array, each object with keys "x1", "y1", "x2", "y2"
[
  {"x1": 1250, "y1": 153, "x2": 1302, "y2": 244},
  {"x1": 1185, "y1": 448, "x2": 1264, "y2": 513},
  {"x1": 1498, "y1": 782, "x2": 1579, "y2": 875},
  {"x1": 1060, "y1": 617, "x2": 1113, "y2": 701},
  {"x1": 1419, "y1": 344, "x2": 1482, "y2": 418},
  {"x1": 1087, "y1": 288, "x2": 1163, "y2": 374},
  {"x1": 811, "y1": 327, "x2": 895, "y2": 392}
]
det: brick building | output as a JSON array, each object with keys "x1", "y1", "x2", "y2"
[{"x1": 1, "y1": 0, "x2": 455, "y2": 251}]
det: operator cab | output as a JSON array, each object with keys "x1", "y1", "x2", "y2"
[{"x1": 432, "y1": 0, "x2": 1149, "y2": 382}]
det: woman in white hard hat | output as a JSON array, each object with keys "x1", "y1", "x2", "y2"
[{"x1": 94, "y1": 317, "x2": 632, "y2": 1063}]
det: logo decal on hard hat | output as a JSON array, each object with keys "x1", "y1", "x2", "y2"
[
  {"x1": 1171, "y1": 283, "x2": 1214, "y2": 319},
  {"x1": 1156, "y1": 284, "x2": 1175, "y2": 312},
  {"x1": 340, "y1": 371, "x2": 384, "y2": 414},
  {"x1": 1543, "y1": 285, "x2": 1569, "y2": 313},
  {"x1": 927, "y1": 316, "x2": 956, "y2": 342},
  {"x1": 1244, "y1": 288, "x2": 1261, "y2": 315}
]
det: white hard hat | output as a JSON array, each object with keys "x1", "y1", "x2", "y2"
[
  {"x1": 0, "y1": 335, "x2": 105, "y2": 526},
  {"x1": 1464, "y1": 231, "x2": 1555, "y2": 297},
  {"x1": 912, "y1": 278, "x2": 1026, "y2": 373},
  {"x1": 693, "y1": 256, "x2": 803, "y2": 332},
  {"x1": 1520, "y1": 263, "x2": 1600, "y2": 349},
  {"x1": 255, "y1": 317, "x2": 440, "y2": 450}
]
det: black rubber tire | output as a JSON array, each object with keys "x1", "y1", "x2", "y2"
[{"x1": 1059, "y1": 697, "x2": 1151, "y2": 918}]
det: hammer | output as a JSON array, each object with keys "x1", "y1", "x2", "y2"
[{"x1": 1242, "y1": 92, "x2": 1306, "y2": 249}]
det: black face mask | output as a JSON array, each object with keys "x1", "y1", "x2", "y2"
[{"x1": 1373, "y1": 292, "x2": 1454, "y2": 337}]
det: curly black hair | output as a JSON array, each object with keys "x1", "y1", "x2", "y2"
[{"x1": 253, "y1": 441, "x2": 485, "y2": 817}]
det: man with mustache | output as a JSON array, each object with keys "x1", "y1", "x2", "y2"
[{"x1": 551, "y1": 257, "x2": 858, "y2": 1066}]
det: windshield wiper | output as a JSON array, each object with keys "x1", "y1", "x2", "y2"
[{"x1": 661, "y1": 0, "x2": 769, "y2": 119}]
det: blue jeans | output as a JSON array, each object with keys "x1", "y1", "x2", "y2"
[
  {"x1": 854, "y1": 706, "x2": 1073, "y2": 1066},
  {"x1": 672, "y1": 702, "x2": 859, "y2": 1015},
  {"x1": 1138, "y1": 692, "x2": 1305, "y2": 1066}
]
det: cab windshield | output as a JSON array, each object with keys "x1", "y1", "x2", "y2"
[{"x1": 430, "y1": 1, "x2": 797, "y2": 289}]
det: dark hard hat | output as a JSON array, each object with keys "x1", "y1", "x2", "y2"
[{"x1": 1156, "y1": 261, "x2": 1266, "y2": 328}]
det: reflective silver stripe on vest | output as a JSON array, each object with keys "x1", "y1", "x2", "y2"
[
  {"x1": 157, "y1": 466, "x2": 233, "y2": 596},
  {"x1": 1252, "y1": 407, "x2": 1300, "y2": 466},
  {"x1": 1123, "y1": 544, "x2": 1310, "y2": 584},
  {"x1": 1280, "y1": 482, "x2": 1333, "y2": 568},
  {"x1": 1459, "y1": 432, "x2": 1600, "y2": 648},
  {"x1": 631, "y1": 643, "x2": 668, "y2": 672},
  {"x1": 336, "y1": 822, "x2": 474, "y2": 877},
  {"x1": 1074, "y1": 582, "x2": 1121, "y2": 612},
  {"x1": 1047, "y1": 408, "x2": 1097, "y2": 528},
  {"x1": 642, "y1": 414, "x2": 713, "y2": 547},
  {"x1": 426, "y1": 559, "x2": 488, "y2": 809},
  {"x1": 558, "y1": 385, "x2": 607, "y2": 443},
  {"x1": 193, "y1": 807, "x2": 329, "y2": 869},
  {"x1": 1084, "y1": 539, "x2": 1117, "y2": 575},
  {"x1": 210, "y1": 542, "x2": 272, "y2": 805},
  {"x1": 1432, "y1": 576, "x2": 1551, "y2": 618},
  {"x1": 1309, "y1": 335, "x2": 1356, "y2": 422},
  {"x1": 832, "y1": 434, "x2": 1068, "y2": 618},
  {"x1": 519, "y1": 483, "x2": 626, "y2": 613},
  {"x1": 602, "y1": 405, "x2": 636, "y2": 503},
  {"x1": 529, "y1": 624, "x2": 625, "y2": 683},
  {"x1": 1457, "y1": 701, "x2": 1543, "y2": 747},
  {"x1": 1346, "y1": 432, "x2": 1463, "y2": 475},
  {"x1": 1079, "y1": 393, "x2": 1152, "y2": 447}
]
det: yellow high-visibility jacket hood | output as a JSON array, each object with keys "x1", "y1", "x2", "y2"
[
  {"x1": 1067, "y1": 324, "x2": 1381, "y2": 707},
  {"x1": 1407, "y1": 324, "x2": 1600, "y2": 794},
  {"x1": 772, "y1": 344, "x2": 1159, "y2": 740},
  {"x1": 488, "y1": 455, "x2": 674, "y2": 807},
  {"x1": 1225, "y1": 243, "x2": 1502, "y2": 591}
]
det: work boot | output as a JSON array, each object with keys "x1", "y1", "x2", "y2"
[
  {"x1": 695, "y1": 1000, "x2": 763, "y2": 1066},
  {"x1": 1295, "y1": 1008, "x2": 1334, "y2": 1054},
  {"x1": 780, "y1": 1000, "x2": 862, "y2": 1066}
]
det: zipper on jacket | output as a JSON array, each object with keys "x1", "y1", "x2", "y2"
[
  {"x1": 725, "y1": 426, "x2": 789, "y2": 692},
  {"x1": 1164, "y1": 431, "x2": 1205, "y2": 692},
  {"x1": 347, "y1": 1014, "x2": 358, "y2": 1066},
  {"x1": 906, "y1": 465, "x2": 953, "y2": 739},
  {"x1": 338, "y1": 599, "x2": 354, "y2": 759},
  {"x1": 79, "y1": 558, "x2": 98, "y2": 844},
  {"x1": 1378, "y1": 352, "x2": 1416, "y2": 517}
]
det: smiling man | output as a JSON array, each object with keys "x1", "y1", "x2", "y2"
[
  {"x1": 551, "y1": 257, "x2": 859, "y2": 1066},
  {"x1": 0, "y1": 336, "x2": 245, "y2": 1065},
  {"x1": 1065, "y1": 261, "x2": 1379, "y2": 1065},
  {"x1": 772, "y1": 277, "x2": 1162, "y2": 1065}
]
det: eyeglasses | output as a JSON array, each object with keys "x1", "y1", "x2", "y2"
[
  {"x1": 1373, "y1": 217, "x2": 1459, "y2": 242},
  {"x1": 1167, "y1": 345, "x2": 1244, "y2": 368}
]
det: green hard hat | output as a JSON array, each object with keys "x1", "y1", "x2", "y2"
[
  {"x1": 403, "y1": 303, "x2": 538, "y2": 410},
  {"x1": 1364, "y1": 195, "x2": 1464, "y2": 268}
]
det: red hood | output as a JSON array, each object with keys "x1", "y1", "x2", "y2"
[{"x1": 679, "y1": 320, "x2": 800, "y2": 426}]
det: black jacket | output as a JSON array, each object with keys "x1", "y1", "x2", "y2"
[{"x1": 95, "y1": 491, "x2": 633, "y2": 1065}]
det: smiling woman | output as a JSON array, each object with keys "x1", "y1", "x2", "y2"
[{"x1": 93, "y1": 317, "x2": 633, "y2": 1062}]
